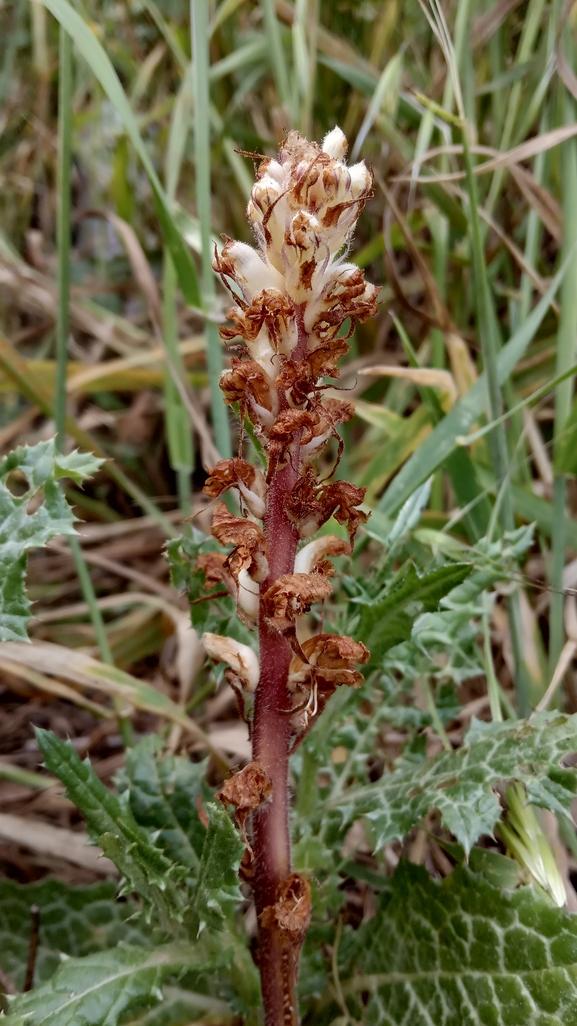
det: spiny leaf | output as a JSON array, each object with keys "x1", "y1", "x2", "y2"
[
  {"x1": 35, "y1": 729, "x2": 190, "y2": 927},
  {"x1": 355, "y1": 562, "x2": 472, "y2": 666},
  {"x1": 52, "y1": 449, "x2": 105, "y2": 484},
  {"x1": 0, "y1": 440, "x2": 101, "y2": 642},
  {"x1": 352, "y1": 862, "x2": 577, "y2": 1026},
  {"x1": 0, "y1": 879, "x2": 142, "y2": 992},
  {"x1": 120, "y1": 735, "x2": 209, "y2": 872},
  {"x1": 192, "y1": 803, "x2": 245, "y2": 934},
  {"x1": 2, "y1": 940, "x2": 230, "y2": 1026},
  {"x1": 334, "y1": 713, "x2": 577, "y2": 852}
]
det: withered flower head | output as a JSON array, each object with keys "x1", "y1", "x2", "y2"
[
  {"x1": 200, "y1": 126, "x2": 376, "y2": 749},
  {"x1": 213, "y1": 127, "x2": 378, "y2": 412}
]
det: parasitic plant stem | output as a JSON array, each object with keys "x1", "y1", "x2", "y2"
[
  {"x1": 200, "y1": 127, "x2": 377, "y2": 1024},
  {"x1": 253, "y1": 445, "x2": 302, "y2": 1025}
]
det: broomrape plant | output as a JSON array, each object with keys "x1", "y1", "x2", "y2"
[
  {"x1": 8, "y1": 130, "x2": 577, "y2": 1026},
  {"x1": 201, "y1": 126, "x2": 377, "y2": 1024}
]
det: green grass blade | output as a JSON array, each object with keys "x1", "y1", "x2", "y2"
[
  {"x1": 191, "y1": 0, "x2": 231, "y2": 461},
  {"x1": 163, "y1": 250, "x2": 193, "y2": 517},
  {"x1": 259, "y1": 0, "x2": 291, "y2": 112},
  {"x1": 54, "y1": 25, "x2": 131, "y2": 742},
  {"x1": 41, "y1": 0, "x2": 201, "y2": 310},
  {"x1": 379, "y1": 252, "x2": 573, "y2": 518},
  {"x1": 55, "y1": 25, "x2": 72, "y2": 453},
  {"x1": 550, "y1": 96, "x2": 577, "y2": 674}
]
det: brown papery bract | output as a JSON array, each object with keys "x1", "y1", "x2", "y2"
[
  {"x1": 211, "y1": 502, "x2": 268, "y2": 584},
  {"x1": 217, "y1": 760, "x2": 273, "y2": 836},
  {"x1": 202, "y1": 126, "x2": 376, "y2": 1026}
]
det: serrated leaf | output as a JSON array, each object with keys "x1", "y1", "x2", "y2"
[
  {"x1": 53, "y1": 449, "x2": 106, "y2": 484},
  {"x1": 352, "y1": 862, "x2": 577, "y2": 1026},
  {"x1": 192, "y1": 803, "x2": 244, "y2": 934},
  {"x1": 355, "y1": 562, "x2": 472, "y2": 665},
  {"x1": 3, "y1": 940, "x2": 229, "y2": 1026},
  {"x1": 0, "y1": 879, "x2": 143, "y2": 992},
  {"x1": 120, "y1": 735, "x2": 209, "y2": 872},
  {"x1": 334, "y1": 713, "x2": 577, "y2": 852},
  {"x1": 35, "y1": 729, "x2": 190, "y2": 927},
  {"x1": 0, "y1": 440, "x2": 99, "y2": 642}
]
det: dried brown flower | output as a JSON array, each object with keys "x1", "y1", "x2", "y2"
[
  {"x1": 203, "y1": 458, "x2": 267, "y2": 519},
  {"x1": 211, "y1": 502, "x2": 268, "y2": 584},
  {"x1": 216, "y1": 760, "x2": 273, "y2": 835},
  {"x1": 261, "y1": 572, "x2": 333, "y2": 636},
  {"x1": 285, "y1": 471, "x2": 367, "y2": 541},
  {"x1": 288, "y1": 633, "x2": 369, "y2": 741},
  {"x1": 196, "y1": 552, "x2": 230, "y2": 589},
  {"x1": 259, "y1": 873, "x2": 311, "y2": 948}
]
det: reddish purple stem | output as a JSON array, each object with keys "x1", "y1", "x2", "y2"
[{"x1": 251, "y1": 310, "x2": 308, "y2": 1026}]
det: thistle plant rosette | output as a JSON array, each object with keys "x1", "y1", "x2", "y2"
[{"x1": 200, "y1": 127, "x2": 378, "y2": 1025}]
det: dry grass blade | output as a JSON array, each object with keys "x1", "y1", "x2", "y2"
[
  {"x1": 275, "y1": 0, "x2": 377, "y2": 80},
  {"x1": 80, "y1": 210, "x2": 163, "y2": 336},
  {"x1": 471, "y1": 0, "x2": 525, "y2": 48},
  {"x1": 446, "y1": 183, "x2": 560, "y2": 313},
  {"x1": 0, "y1": 406, "x2": 40, "y2": 450},
  {"x1": 555, "y1": 0, "x2": 577, "y2": 103},
  {"x1": 379, "y1": 175, "x2": 462, "y2": 340},
  {"x1": 0, "y1": 813, "x2": 117, "y2": 875},
  {"x1": 75, "y1": 510, "x2": 184, "y2": 543},
  {"x1": 509, "y1": 164, "x2": 562, "y2": 244},
  {"x1": 359, "y1": 365, "x2": 457, "y2": 408},
  {"x1": 66, "y1": 336, "x2": 205, "y2": 394},
  {"x1": 445, "y1": 333, "x2": 478, "y2": 395},
  {"x1": 0, "y1": 248, "x2": 155, "y2": 356},
  {"x1": 396, "y1": 126, "x2": 577, "y2": 184},
  {"x1": 0, "y1": 641, "x2": 221, "y2": 755},
  {"x1": 49, "y1": 539, "x2": 177, "y2": 601},
  {"x1": 0, "y1": 656, "x2": 113, "y2": 717}
]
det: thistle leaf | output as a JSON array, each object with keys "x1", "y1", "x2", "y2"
[
  {"x1": 35, "y1": 729, "x2": 190, "y2": 927},
  {"x1": 0, "y1": 879, "x2": 142, "y2": 992},
  {"x1": 334, "y1": 713, "x2": 577, "y2": 852},
  {"x1": 0, "y1": 439, "x2": 103, "y2": 642},
  {"x1": 121, "y1": 735, "x2": 209, "y2": 872},
  {"x1": 355, "y1": 562, "x2": 472, "y2": 665},
  {"x1": 353, "y1": 862, "x2": 577, "y2": 1026},
  {"x1": 192, "y1": 803, "x2": 245, "y2": 934},
  {"x1": 2, "y1": 940, "x2": 229, "y2": 1026}
]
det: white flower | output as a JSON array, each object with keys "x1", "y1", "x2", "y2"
[
  {"x1": 322, "y1": 126, "x2": 348, "y2": 159},
  {"x1": 202, "y1": 633, "x2": 260, "y2": 692}
]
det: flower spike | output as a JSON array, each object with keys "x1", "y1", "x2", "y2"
[{"x1": 202, "y1": 128, "x2": 377, "y2": 1026}]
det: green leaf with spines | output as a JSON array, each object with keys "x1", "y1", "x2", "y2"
[
  {"x1": 354, "y1": 561, "x2": 473, "y2": 666},
  {"x1": 119, "y1": 735, "x2": 210, "y2": 872},
  {"x1": 52, "y1": 449, "x2": 105, "y2": 484},
  {"x1": 36, "y1": 731, "x2": 246, "y2": 938},
  {"x1": 192, "y1": 803, "x2": 245, "y2": 934},
  {"x1": 35, "y1": 729, "x2": 191, "y2": 929},
  {"x1": 332, "y1": 713, "x2": 577, "y2": 853},
  {"x1": 2, "y1": 940, "x2": 230, "y2": 1026},
  {"x1": 0, "y1": 879, "x2": 143, "y2": 992},
  {"x1": 0, "y1": 439, "x2": 103, "y2": 642},
  {"x1": 351, "y1": 862, "x2": 577, "y2": 1026}
]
